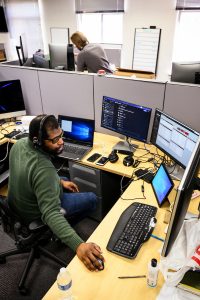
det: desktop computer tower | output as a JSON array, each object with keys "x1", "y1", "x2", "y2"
[{"x1": 69, "y1": 161, "x2": 128, "y2": 221}]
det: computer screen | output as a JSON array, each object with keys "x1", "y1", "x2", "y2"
[
  {"x1": 171, "y1": 61, "x2": 200, "y2": 84},
  {"x1": 151, "y1": 164, "x2": 174, "y2": 207},
  {"x1": 49, "y1": 44, "x2": 75, "y2": 71},
  {"x1": 162, "y1": 135, "x2": 200, "y2": 257},
  {"x1": 151, "y1": 109, "x2": 199, "y2": 169},
  {"x1": 20, "y1": 34, "x2": 28, "y2": 64},
  {"x1": 0, "y1": 80, "x2": 26, "y2": 120},
  {"x1": 58, "y1": 115, "x2": 94, "y2": 146},
  {"x1": 101, "y1": 96, "x2": 152, "y2": 151}
]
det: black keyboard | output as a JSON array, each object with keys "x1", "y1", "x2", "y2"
[
  {"x1": 63, "y1": 144, "x2": 86, "y2": 155},
  {"x1": 107, "y1": 202, "x2": 158, "y2": 259}
]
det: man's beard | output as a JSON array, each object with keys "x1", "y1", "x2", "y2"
[{"x1": 42, "y1": 144, "x2": 64, "y2": 156}]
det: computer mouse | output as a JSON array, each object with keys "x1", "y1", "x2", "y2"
[{"x1": 96, "y1": 258, "x2": 104, "y2": 270}]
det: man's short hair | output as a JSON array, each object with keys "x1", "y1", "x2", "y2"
[{"x1": 29, "y1": 114, "x2": 59, "y2": 144}]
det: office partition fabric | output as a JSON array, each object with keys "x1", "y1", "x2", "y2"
[
  {"x1": 163, "y1": 82, "x2": 200, "y2": 133},
  {"x1": 0, "y1": 65, "x2": 43, "y2": 115},
  {"x1": 38, "y1": 70, "x2": 94, "y2": 119}
]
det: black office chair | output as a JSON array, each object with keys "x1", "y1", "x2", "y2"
[{"x1": 0, "y1": 195, "x2": 66, "y2": 295}]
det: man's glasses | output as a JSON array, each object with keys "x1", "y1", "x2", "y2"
[{"x1": 45, "y1": 130, "x2": 64, "y2": 144}]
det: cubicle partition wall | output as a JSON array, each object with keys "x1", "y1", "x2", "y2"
[
  {"x1": 0, "y1": 64, "x2": 43, "y2": 115},
  {"x1": 94, "y1": 76, "x2": 166, "y2": 142},
  {"x1": 38, "y1": 70, "x2": 94, "y2": 119},
  {"x1": 163, "y1": 82, "x2": 200, "y2": 133}
]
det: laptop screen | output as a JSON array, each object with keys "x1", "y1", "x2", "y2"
[{"x1": 58, "y1": 115, "x2": 95, "y2": 146}]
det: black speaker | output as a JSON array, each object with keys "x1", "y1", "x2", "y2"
[
  {"x1": 67, "y1": 44, "x2": 75, "y2": 71},
  {"x1": 108, "y1": 150, "x2": 119, "y2": 163},
  {"x1": 123, "y1": 155, "x2": 134, "y2": 167}
]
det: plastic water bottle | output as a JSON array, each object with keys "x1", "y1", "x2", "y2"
[
  {"x1": 147, "y1": 258, "x2": 159, "y2": 287},
  {"x1": 57, "y1": 267, "x2": 73, "y2": 300}
]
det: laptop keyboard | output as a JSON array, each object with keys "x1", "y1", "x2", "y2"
[{"x1": 63, "y1": 144, "x2": 86, "y2": 155}]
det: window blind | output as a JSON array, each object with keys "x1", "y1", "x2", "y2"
[
  {"x1": 176, "y1": 0, "x2": 200, "y2": 10},
  {"x1": 75, "y1": 0, "x2": 124, "y2": 13}
]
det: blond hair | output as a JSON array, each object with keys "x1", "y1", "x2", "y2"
[{"x1": 71, "y1": 31, "x2": 89, "y2": 49}]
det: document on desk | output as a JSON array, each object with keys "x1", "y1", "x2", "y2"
[{"x1": 132, "y1": 28, "x2": 161, "y2": 74}]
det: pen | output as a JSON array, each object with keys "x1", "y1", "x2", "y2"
[
  {"x1": 151, "y1": 234, "x2": 165, "y2": 242},
  {"x1": 118, "y1": 275, "x2": 146, "y2": 279}
]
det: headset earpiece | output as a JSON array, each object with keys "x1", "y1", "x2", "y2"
[{"x1": 33, "y1": 137, "x2": 39, "y2": 146}]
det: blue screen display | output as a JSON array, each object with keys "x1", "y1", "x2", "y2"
[
  {"x1": 152, "y1": 164, "x2": 173, "y2": 206},
  {"x1": 58, "y1": 115, "x2": 94, "y2": 146}
]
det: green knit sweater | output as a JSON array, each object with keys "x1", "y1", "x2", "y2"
[{"x1": 8, "y1": 138, "x2": 83, "y2": 252}]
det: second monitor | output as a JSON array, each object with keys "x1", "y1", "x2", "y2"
[
  {"x1": 48, "y1": 43, "x2": 75, "y2": 71},
  {"x1": 101, "y1": 96, "x2": 152, "y2": 152}
]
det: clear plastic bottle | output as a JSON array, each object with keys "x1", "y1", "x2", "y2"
[
  {"x1": 57, "y1": 267, "x2": 73, "y2": 300},
  {"x1": 147, "y1": 258, "x2": 159, "y2": 287}
]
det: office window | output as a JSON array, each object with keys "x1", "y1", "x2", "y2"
[
  {"x1": 5, "y1": 0, "x2": 43, "y2": 59},
  {"x1": 77, "y1": 13, "x2": 123, "y2": 44},
  {"x1": 173, "y1": 11, "x2": 200, "y2": 61}
]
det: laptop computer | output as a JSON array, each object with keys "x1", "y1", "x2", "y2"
[{"x1": 58, "y1": 115, "x2": 95, "y2": 161}]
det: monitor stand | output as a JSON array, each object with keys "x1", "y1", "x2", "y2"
[
  {"x1": 166, "y1": 164, "x2": 184, "y2": 181},
  {"x1": 112, "y1": 137, "x2": 138, "y2": 154}
]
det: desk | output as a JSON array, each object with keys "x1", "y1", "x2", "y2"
[
  {"x1": 114, "y1": 68, "x2": 155, "y2": 79},
  {"x1": 42, "y1": 180, "x2": 166, "y2": 300}
]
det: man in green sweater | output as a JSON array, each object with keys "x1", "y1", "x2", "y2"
[{"x1": 8, "y1": 114, "x2": 104, "y2": 271}]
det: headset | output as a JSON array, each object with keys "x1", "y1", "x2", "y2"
[{"x1": 33, "y1": 115, "x2": 54, "y2": 147}]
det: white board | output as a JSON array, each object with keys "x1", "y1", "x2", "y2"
[{"x1": 132, "y1": 28, "x2": 161, "y2": 74}]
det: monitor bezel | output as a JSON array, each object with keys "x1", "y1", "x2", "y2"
[
  {"x1": 150, "y1": 108, "x2": 200, "y2": 169},
  {"x1": 151, "y1": 163, "x2": 174, "y2": 207},
  {"x1": 101, "y1": 96, "x2": 152, "y2": 143},
  {"x1": 161, "y1": 135, "x2": 200, "y2": 257}
]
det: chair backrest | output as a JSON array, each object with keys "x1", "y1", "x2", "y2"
[{"x1": 0, "y1": 196, "x2": 50, "y2": 248}]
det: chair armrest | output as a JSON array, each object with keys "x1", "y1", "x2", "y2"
[{"x1": 29, "y1": 219, "x2": 47, "y2": 232}]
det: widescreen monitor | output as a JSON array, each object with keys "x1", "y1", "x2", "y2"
[
  {"x1": 151, "y1": 109, "x2": 199, "y2": 169},
  {"x1": 171, "y1": 61, "x2": 200, "y2": 84},
  {"x1": 101, "y1": 96, "x2": 152, "y2": 152},
  {"x1": 0, "y1": 80, "x2": 26, "y2": 120},
  {"x1": 162, "y1": 135, "x2": 200, "y2": 257}
]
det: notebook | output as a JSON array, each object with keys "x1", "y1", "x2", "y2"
[{"x1": 58, "y1": 115, "x2": 95, "y2": 161}]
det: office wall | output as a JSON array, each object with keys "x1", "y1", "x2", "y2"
[
  {"x1": 38, "y1": 0, "x2": 76, "y2": 54},
  {"x1": 38, "y1": 70, "x2": 94, "y2": 119},
  {"x1": 94, "y1": 76, "x2": 166, "y2": 142},
  {"x1": 0, "y1": 65, "x2": 43, "y2": 115},
  {"x1": 37, "y1": 0, "x2": 176, "y2": 81},
  {"x1": 163, "y1": 82, "x2": 200, "y2": 133}
]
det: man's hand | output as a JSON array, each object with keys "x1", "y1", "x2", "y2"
[
  {"x1": 61, "y1": 180, "x2": 79, "y2": 192},
  {"x1": 76, "y1": 242, "x2": 105, "y2": 271}
]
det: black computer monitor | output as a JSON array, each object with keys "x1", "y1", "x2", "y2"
[
  {"x1": 0, "y1": 79, "x2": 26, "y2": 120},
  {"x1": 151, "y1": 109, "x2": 199, "y2": 170},
  {"x1": 101, "y1": 96, "x2": 152, "y2": 152},
  {"x1": 0, "y1": 6, "x2": 8, "y2": 32},
  {"x1": 48, "y1": 43, "x2": 75, "y2": 71},
  {"x1": 171, "y1": 61, "x2": 200, "y2": 84},
  {"x1": 161, "y1": 135, "x2": 200, "y2": 257},
  {"x1": 16, "y1": 34, "x2": 28, "y2": 66}
]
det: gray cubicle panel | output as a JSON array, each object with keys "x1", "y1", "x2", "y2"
[
  {"x1": 164, "y1": 82, "x2": 200, "y2": 133},
  {"x1": 94, "y1": 76, "x2": 166, "y2": 142},
  {"x1": 0, "y1": 65, "x2": 43, "y2": 115},
  {"x1": 38, "y1": 70, "x2": 94, "y2": 119}
]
